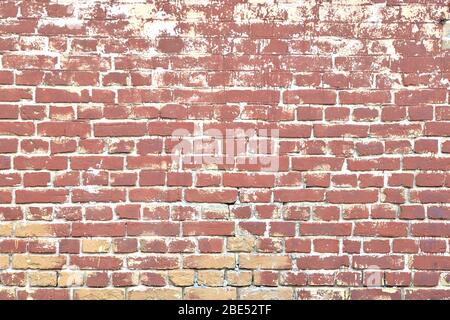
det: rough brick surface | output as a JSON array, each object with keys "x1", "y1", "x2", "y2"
[{"x1": 0, "y1": 0, "x2": 450, "y2": 300}]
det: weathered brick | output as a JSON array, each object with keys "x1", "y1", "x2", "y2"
[
  {"x1": 239, "y1": 254, "x2": 291, "y2": 270},
  {"x1": 74, "y1": 289, "x2": 125, "y2": 300},
  {"x1": 184, "y1": 255, "x2": 235, "y2": 269},
  {"x1": 82, "y1": 239, "x2": 111, "y2": 253},
  {"x1": 240, "y1": 288, "x2": 293, "y2": 300},
  {"x1": 227, "y1": 237, "x2": 255, "y2": 252},
  {"x1": 1, "y1": 0, "x2": 449, "y2": 301},
  {"x1": 197, "y1": 270, "x2": 224, "y2": 287},
  {"x1": 168, "y1": 270, "x2": 195, "y2": 287},
  {"x1": 128, "y1": 288, "x2": 182, "y2": 300},
  {"x1": 29, "y1": 271, "x2": 57, "y2": 287},
  {"x1": 12, "y1": 255, "x2": 66, "y2": 270}
]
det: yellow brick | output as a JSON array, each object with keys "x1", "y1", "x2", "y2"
[
  {"x1": 0, "y1": 255, "x2": 8, "y2": 269},
  {"x1": 29, "y1": 271, "x2": 58, "y2": 286},
  {"x1": 12, "y1": 255, "x2": 66, "y2": 269},
  {"x1": 197, "y1": 270, "x2": 224, "y2": 287},
  {"x1": 82, "y1": 239, "x2": 110, "y2": 253},
  {"x1": 128, "y1": 288, "x2": 182, "y2": 300},
  {"x1": 15, "y1": 223, "x2": 61, "y2": 237},
  {"x1": 184, "y1": 254, "x2": 235, "y2": 269},
  {"x1": 58, "y1": 271, "x2": 85, "y2": 287},
  {"x1": 239, "y1": 254, "x2": 291, "y2": 269},
  {"x1": 185, "y1": 287, "x2": 236, "y2": 300},
  {"x1": 75, "y1": 289, "x2": 125, "y2": 300},
  {"x1": 227, "y1": 237, "x2": 255, "y2": 252},
  {"x1": 0, "y1": 223, "x2": 13, "y2": 236},
  {"x1": 169, "y1": 270, "x2": 195, "y2": 286},
  {"x1": 240, "y1": 288, "x2": 293, "y2": 300},
  {"x1": 226, "y1": 271, "x2": 252, "y2": 286}
]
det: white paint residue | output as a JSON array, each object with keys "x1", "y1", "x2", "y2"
[
  {"x1": 366, "y1": 3, "x2": 385, "y2": 25},
  {"x1": 84, "y1": 185, "x2": 100, "y2": 194},
  {"x1": 143, "y1": 21, "x2": 177, "y2": 39}
]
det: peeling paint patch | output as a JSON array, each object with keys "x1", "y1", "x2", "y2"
[{"x1": 443, "y1": 21, "x2": 450, "y2": 50}]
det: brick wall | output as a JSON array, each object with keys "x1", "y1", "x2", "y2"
[{"x1": 0, "y1": 0, "x2": 449, "y2": 300}]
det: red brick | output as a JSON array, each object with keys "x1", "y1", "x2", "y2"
[{"x1": 1, "y1": 1, "x2": 450, "y2": 300}]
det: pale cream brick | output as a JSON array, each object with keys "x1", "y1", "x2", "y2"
[
  {"x1": 58, "y1": 271, "x2": 85, "y2": 287},
  {"x1": 15, "y1": 223, "x2": 61, "y2": 237},
  {"x1": 184, "y1": 254, "x2": 235, "y2": 269},
  {"x1": 239, "y1": 254, "x2": 291, "y2": 269},
  {"x1": 29, "y1": 271, "x2": 58, "y2": 286},
  {"x1": 0, "y1": 255, "x2": 8, "y2": 269},
  {"x1": 0, "y1": 223, "x2": 13, "y2": 236},
  {"x1": 240, "y1": 288, "x2": 294, "y2": 300},
  {"x1": 82, "y1": 239, "x2": 110, "y2": 253},
  {"x1": 197, "y1": 270, "x2": 224, "y2": 287},
  {"x1": 128, "y1": 288, "x2": 182, "y2": 300},
  {"x1": 12, "y1": 255, "x2": 66, "y2": 269},
  {"x1": 75, "y1": 289, "x2": 125, "y2": 300},
  {"x1": 227, "y1": 237, "x2": 255, "y2": 252},
  {"x1": 169, "y1": 270, "x2": 195, "y2": 287},
  {"x1": 227, "y1": 271, "x2": 252, "y2": 287}
]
